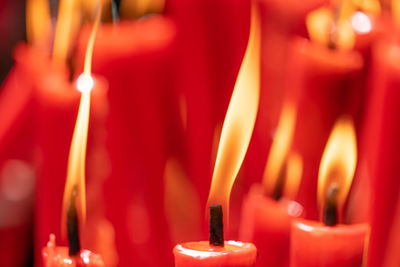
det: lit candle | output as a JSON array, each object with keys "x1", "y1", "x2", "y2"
[
  {"x1": 290, "y1": 116, "x2": 369, "y2": 267},
  {"x1": 41, "y1": 6, "x2": 104, "y2": 267},
  {"x1": 287, "y1": 7, "x2": 365, "y2": 218},
  {"x1": 239, "y1": 102, "x2": 304, "y2": 267},
  {"x1": 173, "y1": 3, "x2": 260, "y2": 266},
  {"x1": 75, "y1": 9, "x2": 178, "y2": 267}
]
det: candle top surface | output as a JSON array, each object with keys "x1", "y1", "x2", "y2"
[
  {"x1": 293, "y1": 219, "x2": 369, "y2": 234},
  {"x1": 175, "y1": 241, "x2": 255, "y2": 255}
]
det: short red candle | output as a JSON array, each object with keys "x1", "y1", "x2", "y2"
[
  {"x1": 173, "y1": 241, "x2": 256, "y2": 267},
  {"x1": 286, "y1": 37, "x2": 364, "y2": 219},
  {"x1": 239, "y1": 184, "x2": 303, "y2": 267},
  {"x1": 290, "y1": 219, "x2": 369, "y2": 267},
  {"x1": 42, "y1": 234, "x2": 104, "y2": 267}
]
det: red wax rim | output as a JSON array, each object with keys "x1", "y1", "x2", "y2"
[{"x1": 175, "y1": 241, "x2": 255, "y2": 257}]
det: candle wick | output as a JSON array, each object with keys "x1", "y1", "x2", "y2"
[
  {"x1": 328, "y1": 6, "x2": 340, "y2": 50},
  {"x1": 323, "y1": 184, "x2": 339, "y2": 226},
  {"x1": 272, "y1": 160, "x2": 287, "y2": 201},
  {"x1": 67, "y1": 185, "x2": 81, "y2": 256},
  {"x1": 111, "y1": 0, "x2": 121, "y2": 23},
  {"x1": 209, "y1": 204, "x2": 224, "y2": 246}
]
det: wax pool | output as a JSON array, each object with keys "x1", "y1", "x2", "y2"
[{"x1": 173, "y1": 240, "x2": 256, "y2": 267}]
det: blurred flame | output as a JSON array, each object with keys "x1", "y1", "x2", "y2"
[
  {"x1": 262, "y1": 102, "x2": 296, "y2": 196},
  {"x1": 318, "y1": 116, "x2": 357, "y2": 214},
  {"x1": 394, "y1": 0, "x2": 400, "y2": 26},
  {"x1": 207, "y1": 4, "x2": 260, "y2": 224},
  {"x1": 61, "y1": 6, "x2": 102, "y2": 238},
  {"x1": 351, "y1": 11, "x2": 372, "y2": 34},
  {"x1": 26, "y1": 0, "x2": 51, "y2": 48},
  {"x1": 53, "y1": 0, "x2": 81, "y2": 63},
  {"x1": 306, "y1": 6, "x2": 356, "y2": 50},
  {"x1": 120, "y1": 0, "x2": 165, "y2": 18},
  {"x1": 283, "y1": 152, "x2": 303, "y2": 199}
]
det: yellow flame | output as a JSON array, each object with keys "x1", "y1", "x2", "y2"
[
  {"x1": 61, "y1": 5, "x2": 102, "y2": 238},
  {"x1": 120, "y1": 0, "x2": 165, "y2": 18},
  {"x1": 394, "y1": 0, "x2": 400, "y2": 26},
  {"x1": 26, "y1": 0, "x2": 51, "y2": 47},
  {"x1": 206, "y1": 3, "x2": 260, "y2": 224},
  {"x1": 52, "y1": 0, "x2": 81, "y2": 63},
  {"x1": 306, "y1": 6, "x2": 356, "y2": 50},
  {"x1": 283, "y1": 152, "x2": 303, "y2": 200},
  {"x1": 352, "y1": 0, "x2": 381, "y2": 15},
  {"x1": 262, "y1": 102, "x2": 297, "y2": 196},
  {"x1": 317, "y1": 116, "x2": 357, "y2": 214}
]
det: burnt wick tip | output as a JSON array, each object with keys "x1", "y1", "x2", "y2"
[
  {"x1": 67, "y1": 186, "x2": 81, "y2": 256},
  {"x1": 323, "y1": 184, "x2": 339, "y2": 226},
  {"x1": 209, "y1": 204, "x2": 224, "y2": 246}
]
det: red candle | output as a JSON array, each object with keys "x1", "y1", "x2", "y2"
[
  {"x1": 239, "y1": 101, "x2": 303, "y2": 267},
  {"x1": 290, "y1": 116, "x2": 369, "y2": 267},
  {"x1": 42, "y1": 234, "x2": 104, "y2": 267},
  {"x1": 75, "y1": 15, "x2": 177, "y2": 266},
  {"x1": 290, "y1": 220, "x2": 368, "y2": 267},
  {"x1": 286, "y1": 37, "x2": 363, "y2": 219},
  {"x1": 354, "y1": 40, "x2": 400, "y2": 267},
  {"x1": 239, "y1": 184, "x2": 303, "y2": 267},
  {"x1": 174, "y1": 241, "x2": 256, "y2": 267}
]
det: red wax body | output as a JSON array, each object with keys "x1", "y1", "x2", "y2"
[
  {"x1": 290, "y1": 219, "x2": 368, "y2": 267},
  {"x1": 173, "y1": 241, "x2": 256, "y2": 267},
  {"x1": 286, "y1": 37, "x2": 363, "y2": 219},
  {"x1": 239, "y1": 184, "x2": 303, "y2": 267},
  {"x1": 354, "y1": 40, "x2": 400, "y2": 267},
  {"x1": 76, "y1": 16, "x2": 177, "y2": 266},
  {"x1": 42, "y1": 235, "x2": 104, "y2": 267}
]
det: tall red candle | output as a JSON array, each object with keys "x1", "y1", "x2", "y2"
[
  {"x1": 355, "y1": 39, "x2": 400, "y2": 267},
  {"x1": 75, "y1": 15, "x2": 177, "y2": 266},
  {"x1": 286, "y1": 37, "x2": 363, "y2": 219}
]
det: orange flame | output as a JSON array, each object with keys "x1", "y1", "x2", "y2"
[
  {"x1": 317, "y1": 116, "x2": 357, "y2": 216},
  {"x1": 52, "y1": 0, "x2": 81, "y2": 63},
  {"x1": 26, "y1": 0, "x2": 51, "y2": 48},
  {"x1": 394, "y1": 0, "x2": 400, "y2": 26},
  {"x1": 206, "y1": 3, "x2": 260, "y2": 226},
  {"x1": 61, "y1": 5, "x2": 102, "y2": 238},
  {"x1": 306, "y1": 6, "x2": 356, "y2": 50},
  {"x1": 283, "y1": 152, "x2": 303, "y2": 200},
  {"x1": 262, "y1": 102, "x2": 297, "y2": 196},
  {"x1": 120, "y1": 0, "x2": 165, "y2": 18}
]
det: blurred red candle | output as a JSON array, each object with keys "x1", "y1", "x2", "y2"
[
  {"x1": 291, "y1": 116, "x2": 369, "y2": 267},
  {"x1": 75, "y1": 14, "x2": 177, "y2": 267},
  {"x1": 356, "y1": 39, "x2": 400, "y2": 267},
  {"x1": 286, "y1": 36, "x2": 363, "y2": 220},
  {"x1": 239, "y1": 102, "x2": 303, "y2": 267}
]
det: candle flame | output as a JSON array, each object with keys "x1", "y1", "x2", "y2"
[
  {"x1": 52, "y1": 0, "x2": 81, "y2": 63},
  {"x1": 318, "y1": 116, "x2": 357, "y2": 217},
  {"x1": 120, "y1": 0, "x2": 165, "y2": 18},
  {"x1": 283, "y1": 152, "x2": 303, "y2": 200},
  {"x1": 26, "y1": 0, "x2": 51, "y2": 47},
  {"x1": 306, "y1": 6, "x2": 356, "y2": 50},
  {"x1": 394, "y1": 0, "x2": 400, "y2": 26},
  {"x1": 61, "y1": 5, "x2": 102, "y2": 239},
  {"x1": 207, "y1": 4, "x2": 260, "y2": 226},
  {"x1": 262, "y1": 102, "x2": 297, "y2": 197}
]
